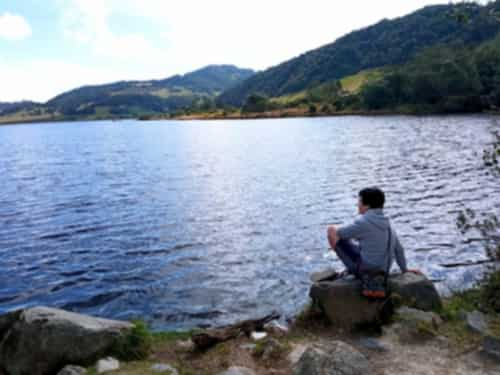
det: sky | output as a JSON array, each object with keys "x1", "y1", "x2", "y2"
[{"x1": 0, "y1": 0, "x2": 459, "y2": 102}]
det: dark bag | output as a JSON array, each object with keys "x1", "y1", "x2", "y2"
[{"x1": 361, "y1": 226, "x2": 391, "y2": 299}]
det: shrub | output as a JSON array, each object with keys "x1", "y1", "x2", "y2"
[{"x1": 112, "y1": 320, "x2": 153, "y2": 360}]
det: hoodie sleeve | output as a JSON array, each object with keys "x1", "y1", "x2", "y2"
[
  {"x1": 394, "y1": 234, "x2": 408, "y2": 273},
  {"x1": 337, "y1": 217, "x2": 368, "y2": 240}
]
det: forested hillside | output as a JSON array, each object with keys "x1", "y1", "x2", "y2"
[
  {"x1": 47, "y1": 65, "x2": 254, "y2": 117},
  {"x1": 219, "y1": 1, "x2": 500, "y2": 106}
]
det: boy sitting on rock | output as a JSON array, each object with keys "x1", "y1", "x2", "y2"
[{"x1": 327, "y1": 187, "x2": 420, "y2": 298}]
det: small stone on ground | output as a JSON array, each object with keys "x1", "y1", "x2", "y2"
[
  {"x1": 96, "y1": 357, "x2": 120, "y2": 373},
  {"x1": 483, "y1": 335, "x2": 500, "y2": 361},
  {"x1": 358, "y1": 337, "x2": 390, "y2": 352},
  {"x1": 151, "y1": 363, "x2": 179, "y2": 374},
  {"x1": 57, "y1": 365, "x2": 87, "y2": 375},
  {"x1": 217, "y1": 366, "x2": 256, "y2": 375},
  {"x1": 466, "y1": 310, "x2": 490, "y2": 335}
]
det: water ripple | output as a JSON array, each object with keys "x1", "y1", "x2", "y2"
[{"x1": 0, "y1": 116, "x2": 498, "y2": 330}]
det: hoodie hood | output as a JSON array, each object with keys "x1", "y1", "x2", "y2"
[{"x1": 363, "y1": 208, "x2": 390, "y2": 231}]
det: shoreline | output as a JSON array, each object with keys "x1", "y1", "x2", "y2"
[
  {"x1": 1, "y1": 110, "x2": 499, "y2": 126},
  {"x1": 2, "y1": 275, "x2": 499, "y2": 375}
]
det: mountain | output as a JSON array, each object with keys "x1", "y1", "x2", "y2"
[
  {"x1": 46, "y1": 65, "x2": 254, "y2": 117},
  {"x1": 0, "y1": 101, "x2": 39, "y2": 115},
  {"x1": 219, "y1": 2, "x2": 500, "y2": 106}
]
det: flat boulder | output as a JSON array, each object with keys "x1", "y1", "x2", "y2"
[
  {"x1": 309, "y1": 272, "x2": 441, "y2": 328},
  {"x1": 293, "y1": 341, "x2": 371, "y2": 375},
  {"x1": 0, "y1": 306, "x2": 133, "y2": 375}
]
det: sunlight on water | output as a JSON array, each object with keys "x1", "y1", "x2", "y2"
[{"x1": 0, "y1": 116, "x2": 499, "y2": 329}]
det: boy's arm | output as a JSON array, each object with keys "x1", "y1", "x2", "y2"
[
  {"x1": 394, "y1": 235, "x2": 408, "y2": 273},
  {"x1": 337, "y1": 218, "x2": 367, "y2": 240}
]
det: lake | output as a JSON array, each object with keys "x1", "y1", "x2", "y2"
[{"x1": 0, "y1": 115, "x2": 499, "y2": 330}]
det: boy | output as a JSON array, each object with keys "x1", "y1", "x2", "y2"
[{"x1": 327, "y1": 187, "x2": 420, "y2": 298}]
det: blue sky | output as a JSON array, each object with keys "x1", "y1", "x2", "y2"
[{"x1": 0, "y1": 0, "x2": 457, "y2": 102}]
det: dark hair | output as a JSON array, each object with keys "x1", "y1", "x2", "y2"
[{"x1": 358, "y1": 187, "x2": 385, "y2": 209}]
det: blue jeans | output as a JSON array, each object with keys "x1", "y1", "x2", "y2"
[{"x1": 334, "y1": 238, "x2": 362, "y2": 276}]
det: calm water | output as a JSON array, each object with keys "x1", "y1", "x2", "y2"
[{"x1": 0, "y1": 116, "x2": 499, "y2": 330}]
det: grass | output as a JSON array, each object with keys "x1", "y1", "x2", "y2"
[
  {"x1": 269, "y1": 91, "x2": 307, "y2": 106},
  {"x1": 111, "y1": 320, "x2": 153, "y2": 361},
  {"x1": 439, "y1": 288, "x2": 482, "y2": 321},
  {"x1": 340, "y1": 69, "x2": 383, "y2": 93},
  {"x1": 0, "y1": 108, "x2": 60, "y2": 124}
]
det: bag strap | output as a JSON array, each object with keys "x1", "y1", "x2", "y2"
[{"x1": 383, "y1": 226, "x2": 392, "y2": 286}]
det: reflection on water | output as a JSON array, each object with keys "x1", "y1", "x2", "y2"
[{"x1": 0, "y1": 116, "x2": 499, "y2": 330}]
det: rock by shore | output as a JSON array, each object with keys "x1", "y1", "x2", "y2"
[
  {"x1": 0, "y1": 306, "x2": 132, "y2": 375},
  {"x1": 1, "y1": 271, "x2": 500, "y2": 374},
  {"x1": 309, "y1": 272, "x2": 442, "y2": 328}
]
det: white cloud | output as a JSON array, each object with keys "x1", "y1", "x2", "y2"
[
  {"x1": 1, "y1": 0, "x2": 458, "y2": 102},
  {"x1": 59, "y1": 0, "x2": 169, "y2": 61},
  {"x1": 119, "y1": 0, "x2": 454, "y2": 71},
  {"x1": 0, "y1": 12, "x2": 32, "y2": 41},
  {"x1": 0, "y1": 59, "x2": 130, "y2": 102},
  {"x1": 58, "y1": 0, "x2": 454, "y2": 73}
]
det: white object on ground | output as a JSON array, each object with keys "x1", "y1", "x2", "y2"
[
  {"x1": 96, "y1": 357, "x2": 119, "y2": 373},
  {"x1": 251, "y1": 331, "x2": 267, "y2": 340}
]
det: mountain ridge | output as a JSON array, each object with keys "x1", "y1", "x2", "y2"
[{"x1": 218, "y1": 2, "x2": 500, "y2": 106}]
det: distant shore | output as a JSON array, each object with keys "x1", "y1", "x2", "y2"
[{"x1": 1, "y1": 109, "x2": 499, "y2": 126}]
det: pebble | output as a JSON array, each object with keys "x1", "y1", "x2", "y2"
[
  {"x1": 96, "y1": 357, "x2": 119, "y2": 373},
  {"x1": 151, "y1": 363, "x2": 179, "y2": 374}
]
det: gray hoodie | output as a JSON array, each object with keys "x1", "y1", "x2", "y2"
[{"x1": 337, "y1": 208, "x2": 408, "y2": 273}]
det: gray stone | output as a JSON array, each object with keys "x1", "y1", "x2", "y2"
[
  {"x1": 57, "y1": 365, "x2": 87, "y2": 375},
  {"x1": 309, "y1": 271, "x2": 442, "y2": 328},
  {"x1": 483, "y1": 335, "x2": 500, "y2": 361},
  {"x1": 217, "y1": 366, "x2": 256, "y2": 375},
  {"x1": 151, "y1": 363, "x2": 179, "y2": 374},
  {"x1": 466, "y1": 310, "x2": 490, "y2": 335},
  {"x1": 0, "y1": 306, "x2": 133, "y2": 375},
  {"x1": 397, "y1": 306, "x2": 442, "y2": 326},
  {"x1": 253, "y1": 337, "x2": 286, "y2": 361},
  {"x1": 358, "y1": 337, "x2": 390, "y2": 352},
  {"x1": 385, "y1": 307, "x2": 442, "y2": 343},
  {"x1": 264, "y1": 320, "x2": 289, "y2": 337},
  {"x1": 293, "y1": 341, "x2": 371, "y2": 375},
  {"x1": 309, "y1": 278, "x2": 388, "y2": 328},
  {"x1": 96, "y1": 357, "x2": 119, "y2": 373},
  {"x1": 388, "y1": 272, "x2": 442, "y2": 311}
]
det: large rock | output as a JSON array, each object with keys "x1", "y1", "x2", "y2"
[
  {"x1": 292, "y1": 341, "x2": 371, "y2": 375},
  {"x1": 309, "y1": 272, "x2": 441, "y2": 328},
  {"x1": 310, "y1": 278, "x2": 388, "y2": 328},
  {"x1": 387, "y1": 273, "x2": 442, "y2": 311},
  {"x1": 0, "y1": 306, "x2": 133, "y2": 375}
]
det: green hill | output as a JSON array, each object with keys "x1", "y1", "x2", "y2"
[
  {"x1": 218, "y1": 2, "x2": 500, "y2": 106},
  {"x1": 46, "y1": 65, "x2": 254, "y2": 117},
  {"x1": 0, "y1": 101, "x2": 39, "y2": 115}
]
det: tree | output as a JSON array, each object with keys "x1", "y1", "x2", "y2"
[{"x1": 242, "y1": 93, "x2": 270, "y2": 113}]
